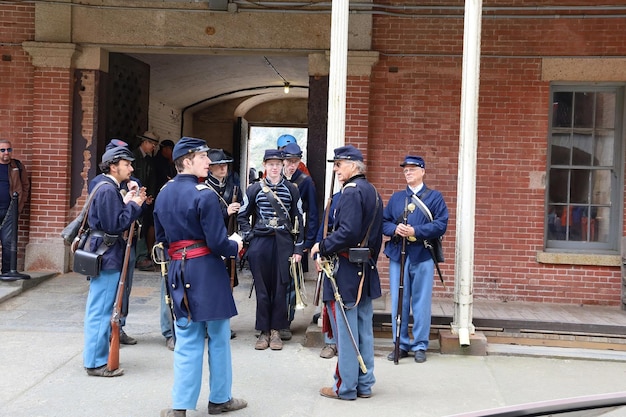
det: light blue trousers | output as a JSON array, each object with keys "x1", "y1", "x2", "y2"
[
  {"x1": 389, "y1": 257, "x2": 434, "y2": 352},
  {"x1": 83, "y1": 269, "x2": 119, "y2": 368},
  {"x1": 328, "y1": 297, "x2": 376, "y2": 399},
  {"x1": 171, "y1": 318, "x2": 232, "y2": 410}
]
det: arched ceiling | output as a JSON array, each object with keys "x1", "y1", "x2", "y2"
[{"x1": 129, "y1": 53, "x2": 310, "y2": 111}]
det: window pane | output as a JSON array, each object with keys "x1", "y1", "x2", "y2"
[
  {"x1": 548, "y1": 168, "x2": 568, "y2": 204},
  {"x1": 596, "y1": 92, "x2": 615, "y2": 129},
  {"x1": 572, "y1": 133, "x2": 592, "y2": 166},
  {"x1": 573, "y1": 92, "x2": 594, "y2": 128},
  {"x1": 595, "y1": 206, "x2": 610, "y2": 243},
  {"x1": 552, "y1": 92, "x2": 573, "y2": 127},
  {"x1": 550, "y1": 133, "x2": 571, "y2": 165},
  {"x1": 570, "y1": 169, "x2": 590, "y2": 204},
  {"x1": 594, "y1": 131, "x2": 614, "y2": 166},
  {"x1": 547, "y1": 205, "x2": 566, "y2": 241},
  {"x1": 591, "y1": 169, "x2": 611, "y2": 205}
]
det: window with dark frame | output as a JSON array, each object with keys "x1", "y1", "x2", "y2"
[{"x1": 546, "y1": 86, "x2": 623, "y2": 252}]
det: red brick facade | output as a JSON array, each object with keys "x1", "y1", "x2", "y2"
[{"x1": 3, "y1": 2, "x2": 626, "y2": 305}]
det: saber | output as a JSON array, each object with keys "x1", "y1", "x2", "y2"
[
  {"x1": 320, "y1": 259, "x2": 367, "y2": 374},
  {"x1": 152, "y1": 242, "x2": 176, "y2": 342}
]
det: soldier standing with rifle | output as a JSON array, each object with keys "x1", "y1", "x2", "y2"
[
  {"x1": 154, "y1": 137, "x2": 247, "y2": 417},
  {"x1": 382, "y1": 155, "x2": 448, "y2": 363},
  {"x1": 83, "y1": 146, "x2": 146, "y2": 377},
  {"x1": 310, "y1": 144, "x2": 383, "y2": 401},
  {"x1": 206, "y1": 148, "x2": 242, "y2": 339}
]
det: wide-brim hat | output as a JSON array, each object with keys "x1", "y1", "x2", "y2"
[
  {"x1": 173, "y1": 137, "x2": 210, "y2": 161},
  {"x1": 327, "y1": 144, "x2": 363, "y2": 162},
  {"x1": 101, "y1": 146, "x2": 135, "y2": 165},
  {"x1": 137, "y1": 131, "x2": 160, "y2": 145},
  {"x1": 263, "y1": 149, "x2": 284, "y2": 162},
  {"x1": 208, "y1": 149, "x2": 234, "y2": 165},
  {"x1": 400, "y1": 155, "x2": 425, "y2": 168}
]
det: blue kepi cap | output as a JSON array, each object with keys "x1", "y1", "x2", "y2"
[
  {"x1": 101, "y1": 146, "x2": 135, "y2": 165},
  {"x1": 327, "y1": 144, "x2": 364, "y2": 162},
  {"x1": 281, "y1": 143, "x2": 302, "y2": 158},
  {"x1": 173, "y1": 137, "x2": 210, "y2": 161},
  {"x1": 263, "y1": 149, "x2": 284, "y2": 162},
  {"x1": 400, "y1": 155, "x2": 425, "y2": 168}
]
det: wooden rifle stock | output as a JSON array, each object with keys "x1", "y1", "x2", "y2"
[
  {"x1": 107, "y1": 221, "x2": 136, "y2": 372},
  {"x1": 393, "y1": 198, "x2": 409, "y2": 365}
]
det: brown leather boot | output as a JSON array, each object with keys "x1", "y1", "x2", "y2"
[
  {"x1": 269, "y1": 329, "x2": 283, "y2": 350},
  {"x1": 255, "y1": 332, "x2": 270, "y2": 350}
]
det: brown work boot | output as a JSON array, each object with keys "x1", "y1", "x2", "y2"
[
  {"x1": 255, "y1": 332, "x2": 270, "y2": 350},
  {"x1": 319, "y1": 344, "x2": 337, "y2": 359},
  {"x1": 208, "y1": 397, "x2": 247, "y2": 415},
  {"x1": 160, "y1": 409, "x2": 186, "y2": 417},
  {"x1": 85, "y1": 365, "x2": 124, "y2": 377},
  {"x1": 269, "y1": 329, "x2": 283, "y2": 350}
]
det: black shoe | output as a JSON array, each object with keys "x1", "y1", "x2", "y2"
[
  {"x1": 387, "y1": 349, "x2": 408, "y2": 361},
  {"x1": 230, "y1": 330, "x2": 236, "y2": 339},
  {"x1": 208, "y1": 398, "x2": 247, "y2": 415},
  {"x1": 279, "y1": 328, "x2": 292, "y2": 341},
  {"x1": 120, "y1": 330, "x2": 137, "y2": 345},
  {"x1": 414, "y1": 349, "x2": 427, "y2": 363}
]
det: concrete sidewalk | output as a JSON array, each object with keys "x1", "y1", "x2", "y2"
[{"x1": 2, "y1": 270, "x2": 626, "y2": 417}]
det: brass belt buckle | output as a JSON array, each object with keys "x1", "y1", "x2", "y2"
[{"x1": 269, "y1": 218, "x2": 278, "y2": 227}]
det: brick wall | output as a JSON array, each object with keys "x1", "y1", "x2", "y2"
[
  {"x1": 0, "y1": 4, "x2": 35, "y2": 269},
  {"x1": 366, "y1": 7, "x2": 626, "y2": 305}
]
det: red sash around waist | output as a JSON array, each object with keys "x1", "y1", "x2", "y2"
[{"x1": 168, "y1": 239, "x2": 211, "y2": 260}]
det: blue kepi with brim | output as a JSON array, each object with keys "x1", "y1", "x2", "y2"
[
  {"x1": 327, "y1": 144, "x2": 364, "y2": 162},
  {"x1": 400, "y1": 155, "x2": 425, "y2": 168},
  {"x1": 263, "y1": 149, "x2": 284, "y2": 162},
  {"x1": 173, "y1": 137, "x2": 210, "y2": 161}
]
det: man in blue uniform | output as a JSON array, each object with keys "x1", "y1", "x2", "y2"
[
  {"x1": 89, "y1": 139, "x2": 142, "y2": 346},
  {"x1": 154, "y1": 137, "x2": 247, "y2": 417},
  {"x1": 310, "y1": 144, "x2": 382, "y2": 400},
  {"x1": 83, "y1": 145, "x2": 146, "y2": 377},
  {"x1": 280, "y1": 142, "x2": 318, "y2": 341},
  {"x1": 382, "y1": 155, "x2": 448, "y2": 363},
  {"x1": 237, "y1": 149, "x2": 304, "y2": 351}
]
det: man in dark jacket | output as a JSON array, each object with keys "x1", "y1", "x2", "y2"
[
  {"x1": 0, "y1": 139, "x2": 29, "y2": 274},
  {"x1": 311, "y1": 144, "x2": 383, "y2": 401}
]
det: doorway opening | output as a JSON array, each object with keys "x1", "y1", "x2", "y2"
[{"x1": 247, "y1": 126, "x2": 308, "y2": 184}]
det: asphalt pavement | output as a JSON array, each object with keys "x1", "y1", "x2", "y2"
[{"x1": 2, "y1": 269, "x2": 626, "y2": 417}]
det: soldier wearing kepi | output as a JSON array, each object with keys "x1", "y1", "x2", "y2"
[
  {"x1": 383, "y1": 155, "x2": 448, "y2": 363},
  {"x1": 154, "y1": 137, "x2": 247, "y2": 417},
  {"x1": 310, "y1": 144, "x2": 383, "y2": 401},
  {"x1": 237, "y1": 149, "x2": 304, "y2": 351},
  {"x1": 83, "y1": 146, "x2": 146, "y2": 377},
  {"x1": 280, "y1": 142, "x2": 319, "y2": 341}
]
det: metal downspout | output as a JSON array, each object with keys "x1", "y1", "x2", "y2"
[{"x1": 451, "y1": 0, "x2": 482, "y2": 347}]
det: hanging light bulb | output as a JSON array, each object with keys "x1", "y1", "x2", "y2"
[{"x1": 283, "y1": 82, "x2": 290, "y2": 94}]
